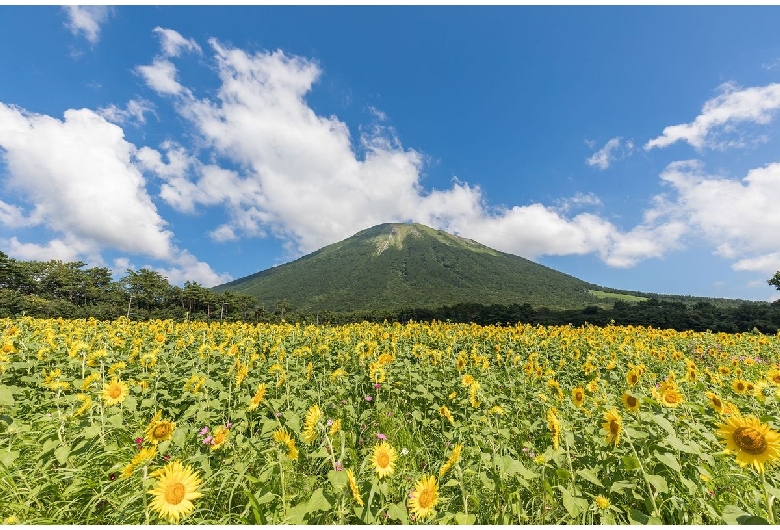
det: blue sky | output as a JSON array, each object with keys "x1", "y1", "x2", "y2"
[{"x1": 2, "y1": 6, "x2": 780, "y2": 301}]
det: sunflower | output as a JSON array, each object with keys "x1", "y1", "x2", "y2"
[
  {"x1": 602, "y1": 408, "x2": 622, "y2": 448},
  {"x1": 732, "y1": 379, "x2": 749, "y2": 394},
  {"x1": 371, "y1": 441, "x2": 397, "y2": 478},
  {"x1": 303, "y1": 404, "x2": 323, "y2": 444},
  {"x1": 147, "y1": 460, "x2": 203, "y2": 524},
  {"x1": 121, "y1": 446, "x2": 157, "y2": 478},
  {"x1": 621, "y1": 392, "x2": 639, "y2": 413},
  {"x1": 346, "y1": 469, "x2": 363, "y2": 506},
  {"x1": 571, "y1": 386, "x2": 585, "y2": 408},
  {"x1": 659, "y1": 388, "x2": 684, "y2": 408},
  {"x1": 766, "y1": 368, "x2": 780, "y2": 387},
  {"x1": 438, "y1": 443, "x2": 462, "y2": 478},
  {"x1": 248, "y1": 383, "x2": 267, "y2": 411},
  {"x1": 595, "y1": 495, "x2": 610, "y2": 509},
  {"x1": 146, "y1": 412, "x2": 175, "y2": 445},
  {"x1": 716, "y1": 412, "x2": 780, "y2": 473},
  {"x1": 209, "y1": 426, "x2": 229, "y2": 451},
  {"x1": 273, "y1": 427, "x2": 298, "y2": 460},
  {"x1": 461, "y1": 374, "x2": 474, "y2": 387},
  {"x1": 328, "y1": 418, "x2": 341, "y2": 437},
  {"x1": 101, "y1": 378, "x2": 129, "y2": 407},
  {"x1": 439, "y1": 405, "x2": 455, "y2": 425},
  {"x1": 626, "y1": 369, "x2": 640, "y2": 387},
  {"x1": 706, "y1": 391, "x2": 727, "y2": 414},
  {"x1": 408, "y1": 475, "x2": 439, "y2": 521}
]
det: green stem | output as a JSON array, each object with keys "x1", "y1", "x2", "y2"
[
  {"x1": 761, "y1": 469, "x2": 776, "y2": 524},
  {"x1": 623, "y1": 429, "x2": 660, "y2": 518}
]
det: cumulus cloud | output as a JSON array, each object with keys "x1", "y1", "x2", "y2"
[
  {"x1": 0, "y1": 102, "x2": 228, "y2": 286},
  {"x1": 136, "y1": 59, "x2": 189, "y2": 96},
  {"x1": 646, "y1": 82, "x2": 780, "y2": 151},
  {"x1": 153, "y1": 27, "x2": 202, "y2": 57},
  {"x1": 2, "y1": 235, "x2": 98, "y2": 263},
  {"x1": 655, "y1": 160, "x2": 780, "y2": 274},
  {"x1": 63, "y1": 6, "x2": 112, "y2": 45},
  {"x1": 127, "y1": 37, "x2": 689, "y2": 269},
  {"x1": 586, "y1": 137, "x2": 632, "y2": 169}
]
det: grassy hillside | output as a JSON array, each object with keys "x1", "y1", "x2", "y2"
[{"x1": 213, "y1": 223, "x2": 608, "y2": 312}]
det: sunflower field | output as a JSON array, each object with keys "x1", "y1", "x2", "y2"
[{"x1": 2, "y1": 316, "x2": 780, "y2": 524}]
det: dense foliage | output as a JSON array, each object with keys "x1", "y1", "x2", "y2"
[
  {"x1": 2, "y1": 317, "x2": 780, "y2": 524},
  {"x1": 2, "y1": 249, "x2": 778, "y2": 334}
]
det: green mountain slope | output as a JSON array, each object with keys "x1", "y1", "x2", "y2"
[{"x1": 213, "y1": 222, "x2": 612, "y2": 312}]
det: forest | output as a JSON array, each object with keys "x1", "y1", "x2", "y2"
[{"x1": 1, "y1": 251, "x2": 779, "y2": 333}]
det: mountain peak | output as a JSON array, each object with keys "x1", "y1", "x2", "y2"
[{"x1": 213, "y1": 222, "x2": 603, "y2": 312}]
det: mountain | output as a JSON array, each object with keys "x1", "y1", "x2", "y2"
[{"x1": 212, "y1": 222, "x2": 622, "y2": 313}]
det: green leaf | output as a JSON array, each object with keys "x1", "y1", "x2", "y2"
[
  {"x1": 387, "y1": 501, "x2": 409, "y2": 524},
  {"x1": 0, "y1": 386, "x2": 15, "y2": 406},
  {"x1": 0, "y1": 450, "x2": 19, "y2": 467},
  {"x1": 243, "y1": 486, "x2": 266, "y2": 524},
  {"x1": 622, "y1": 456, "x2": 641, "y2": 470},
  {"x1": 557, "y1": 487, "x2": 587, "y2": 518},
  {"x1": 654, "y1": 451, "x2": 680, "y2": 473},
  {"x1": 41, "y1": 438, "x2": 59, "y2": 455},
  {"x1": 664, "y1": 436, "x2": 699, "y2": 454},
  {"x1": 454, "y1": 512, "x2": 476, "y2": 525},
  {"x1": 650, "y1": 413, "x2": 677, "y2": 436},
  {"x1": 84, "y1": 424, "x2": 101, "y2": 438},
  {"x1": 645, "y1": 474, "x2": 668, "y2": 494},
  {"x1": 286, "y1": 488, "x2": 332, "y2": 524},
  {"x1": 443, "y1": 479, "x2": 460, "y2": 487},
  {"x1": 54, "y1": 445, "x2": 70, "y2": 465},
  {"x1": 576, "y1": 468, "x2": 603, "y2": 487},
  {"x1": 628, "y1": 508, "x2": 663, "y2": 525},
  {"x1": 327, "y1": 469, "x2": 347, "y2": 491},
  {"x1": 721, "y1": 505, "x2": 751, "y2": 525},
  {"x1": 737, "y1": 515, "x2": 771, "y2": 525},
  {"x1": 610, "y1": 480, "x2": 637, "y2": 493}
]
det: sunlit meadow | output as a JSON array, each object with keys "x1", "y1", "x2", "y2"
[{"x1": 2, "y1": 316, "x2": 780, "y2": 524}]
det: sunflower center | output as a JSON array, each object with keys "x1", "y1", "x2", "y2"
[
  {"x1": 377, "y1": 453, "x2": 390, "y2": 468},
  {"x1": 609, "y1": 420, "x2": 620, "y2": 436},
  {"x1": 629, "y1": 374, "x2": 638, "y2": 384},
  {"x1": 109, "y1": 385, "x2": 122, "y2": 398},
  {"x1": 575, "y1": 391, "x2": 583, "y2": 401},
  {"x1": 165, "y1": 482, "x2": 186, "y2": 505},
  {"x1": 733, "y1": 427, "x2": 768, "y2": 455},
  {"x1": 737, "y1": 382, "x2": 745, "y2": 391},
  {"x1": 153, "y1": 424, "x2": 169, "y2": 438},
  {"x1": 712, "y1": 396, "x2": 722, "y2": 408},
  {"x1": 418, "y1": 487, "x2": 434, "y2": 508},
  {"x1": 626, "y1": 396, "x2": 637, "y2": 408}
]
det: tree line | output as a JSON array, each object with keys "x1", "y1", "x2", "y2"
[
  {"x1": 2, "y1": 251, "x2": 780, "y2": 333},
  {"x1": 0, "y1": 252, "x2": 262, "y2": 322}
]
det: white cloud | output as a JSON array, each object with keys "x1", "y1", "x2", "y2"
[
  {"x1": 136, "y1": 59, "x2": 188, "y2": 96},
  {"x1": 586, "y1": 137, "x2": 630, "y2": 170},
  {"x1": 0, "y1": 200, "x2": 36, "y2": 228},
  {"x1": 98, "y1": 98, "x2": 155, "y2": 125},
  {"x1": 653, "y1": 160, "x2": 780, "y2": 274},
  {"x1": 153, "y1": 27, "x2": 202, "y2": 57},
  {"x1": 63, "y1": 6, "x2": 112, "y2": 45},
  {"x1": 128, "y1": 38, "x2": 688, "y2": 270},
  {"x1": 646, "y1": 82, "x2": 780, "y2": 151},
  {"x1": 0, "y1": 103, "x2": 175, "y2": 259},
  {"x1": 3, "y1": 236, "x2": 97, "y2": 263},
  {"x1": 0, "y1": 102, "x2": 227, "y2": 286}
]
